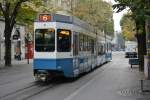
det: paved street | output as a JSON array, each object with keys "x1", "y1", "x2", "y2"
[{"x1": 0, "y1": 52, "x2": 150, "y2": 100}]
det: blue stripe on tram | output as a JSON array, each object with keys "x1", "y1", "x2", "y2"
[{"x1": 33, "y1": 58, "x2": 74, "y2": 77}]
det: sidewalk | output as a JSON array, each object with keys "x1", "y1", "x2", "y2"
[{"x1": 0, "y1": 59, "x2": 33, "y2": 69}]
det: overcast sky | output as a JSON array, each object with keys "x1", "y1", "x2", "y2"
[{"x1": 104, "y1": 0, "x2": 128, "y2": 32}]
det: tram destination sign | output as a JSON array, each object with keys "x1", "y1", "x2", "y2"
[{"x1": 39, "y1": 14, "x2": 51, "y2": 22}]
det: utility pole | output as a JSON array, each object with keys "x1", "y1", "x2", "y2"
[
  {"x1": 0, "y1": 32, "x2": 1, "y2": 61},
  {"x1": 71, "y1": 0, "x2": 73, "y2": 15},
  {"x1": 146, "y1": 18, "x2": 150, "y2": 79}
]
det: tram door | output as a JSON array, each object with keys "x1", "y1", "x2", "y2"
[{"x1": 73, "y1": 32, "x2": 79, "y2": 76}]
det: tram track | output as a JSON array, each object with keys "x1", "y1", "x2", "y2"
[
  {"x1": 0, "y1": 81, "x2": 36, "y2": 100},
  {"x1": 0, "y1": 78, "x2": 64, "y2": 100},
  {"x1": 0, "y1": 76, "x2": 32, "y2": 86},
  {"x1": 18, "y1": 83, "x2": 57, "y2": 100}
]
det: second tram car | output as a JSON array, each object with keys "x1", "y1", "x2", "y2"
[{"x1": 33, "y1": 14, "x2": 112, "y2": 81}]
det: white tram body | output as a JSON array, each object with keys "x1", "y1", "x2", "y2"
[{"x1": 33, "y1": 14, "x2": 112, "y2": 81}]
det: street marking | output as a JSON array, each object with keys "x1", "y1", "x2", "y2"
[{"x1": 64, "y1": 75, "x2": 97, "y2": 100}]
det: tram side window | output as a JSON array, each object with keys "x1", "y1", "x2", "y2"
[
  {"x1": 86, "y1": 36, "x2": 89, "y2": 51},
  {"x1": 103, "y1": 44, "x2": 105, "y2": 54},
  {"x1": 79, "y1": 34, "x2": 83, "y2": 51},
  {"x1": 87, "y1": 37, "x2": 90, "y2": 51},
  {"x1": 73, "y1": 32, "x2": 78, "y2": 56},
  {"x1": 89, "y1": 38, "x2": 92, "y2": 52},
  {"x1": 94, "y1": 40, "x2": 96, "y2": 53},
  {"x1": 108, "y1": 43, "x2": 112, "y2": 52},
  {"x1": 100, "y1": 44, "x2": 105, "y2": 55},
  {"x1": 97, "y1": 43, "x2": 101, "y2": 55},
  {"x1": 83, "y1": 35, "x2": 87, "y2": 51},
  {"x1": 104, "y1": 44, "x2": 106, "y2": 53},
  {"x1": 106, "y1": 43, "x2": 109, "y2": 52},
  {"x1": 35, "y1": 28, "x2": 55, "y2": 52},
  {"x1": 91, "y1": 39, "x2": 94, "y2": 54},
  {"x1": 57, "y1": 29, "x2": 71, "y2": 52}
]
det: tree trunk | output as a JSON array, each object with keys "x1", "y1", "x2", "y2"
[
  {"x1": 136, "y1": 21, "x2": 147, "y2": 71},
  {"x1": 137, "y1": 33, "x2": 146, "y2": 71},
  {"x1": 4, "y1": 24, "x2": 12, "y2": 66},
  {"x1": 0, "y1": 0, "x2": 26, "y2": 66},
  {"x1": 146, "y1": 18, "x2": 150, "y2": 79}
]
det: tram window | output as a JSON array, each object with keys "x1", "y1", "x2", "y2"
[
  {"x1": 83, "y1": 35, "x2": 86, "y2": 51},
  {"x1": 73, "y1": 33, "x2": 78, "y2": 56},
  {"x1": 35, "y1": 28, "x2": 55, "y2": 52},
  {"x1": 79, "y1": 34, "x2": 83, "y2": 51},
  {"x1": 85, "y1": 35, "x2": 88, "y2": 51},
  {"x1": 89, "y1": 38, "x2": 92, "y2": 51},
  {"x1": 57, "y1": 29, "x2": 71, "y2": 52},
  {"x1": 104, "y1": 44, "x2": 106, "y2": 53},
  {"x1": 107, "y1": 43, "x2": 109, "y2": 52},
  {"x1": 101, "y1": 45, "x2": 103, "y2": 55},
  {"x1": 91, "y1": 39, "x2": 94, "y2": 54},
  {"x1": 98, "y1": 43, "x2": 101, "y2": 55},
  {"x1": 87, "y1": 36, "x2": 90, "y2": 51}
]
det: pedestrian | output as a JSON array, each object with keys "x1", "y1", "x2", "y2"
[{"x1": 18, "y1": 52, "x2": 22, "y2": 60}]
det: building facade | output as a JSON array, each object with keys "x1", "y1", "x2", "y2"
[
  {"x1": 45, "y1": 0, "x2": 78, "y2": 15},
  {"x1": 0, "y1": 18, "x2": 26, "y2": 61},
  {"x1": 111, "y1": 31, "x2": 125, "y2": 51}
]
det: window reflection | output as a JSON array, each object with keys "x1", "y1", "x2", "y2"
[
  {"x1": 35, "y1": 28, "x2": 55, "y2": 52},
  {"x1": 57, "y1": 29, "x2": 71, "y2": 52}
]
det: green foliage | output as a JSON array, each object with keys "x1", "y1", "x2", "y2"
[
  {"x1": 120, "y1": 13, "x2": 136, "y2": 41},
  {"x1": 0, "y1": 0, "x2": 45, "y2": 24},
  {"x1": 114, "y1": 0, "x2": 149, "y2": 71},
  {"x1": 74, "y1": 0, "x2": 114, "y2": 36},
  {"x1": 0, "y1": 0, "x2": 114, "y2": 36},
  {"x1": 17, "y1": 5, "x2": 37, "y2": 24},
  {"x1": 113, "y1": 0, "x2": 150, "y2": 26},
  {"x1": 113, "y1": 0, "x2": 150, "y2": 40}
]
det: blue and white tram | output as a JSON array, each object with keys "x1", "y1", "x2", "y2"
[
  {"x1": 105, "y1": 35, "x2": 112, "y2": 62},
  {"x1": 96, "y1": 31, "x2": 106, "y2": 65},
  {"x1": 33, "y1": 14, "x2": 111, "y2": 81}
]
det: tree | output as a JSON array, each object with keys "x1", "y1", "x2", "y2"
[
  {"x1": 113, "y1": 0, "x2": 149, "y2": 71},
  {"x1": 74, "y1": 0, "x2": 114, "y2": 36},
  {"x1": 0, "y1": 0, "x2": 28, "y2": 66},
  {"x1": 120, "y1": 13, "x2": 136, "y2": 41},
  {"x1": 0, "y1": 0, "x2": 42, "y2": 66}
]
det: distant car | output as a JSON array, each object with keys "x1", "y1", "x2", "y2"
[
  {"x1": 119, "y1": 49, "x2": 125, "y2": 51},
  {"x1": 125, "y1": 41, "x2": 137, "y2": 58},
  {"x1": 125, "y1": 52, "x2": 137, "y2": 58}
]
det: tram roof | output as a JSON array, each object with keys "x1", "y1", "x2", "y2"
[{"x1": 35, "y1": 14, "x2": 95, "y2": 33}]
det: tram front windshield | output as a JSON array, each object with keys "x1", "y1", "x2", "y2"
[{"x1": 35, "y1": 28, "x2": 55, "y2": 52}]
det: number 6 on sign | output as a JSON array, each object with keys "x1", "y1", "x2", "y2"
[{"x1": 39, "y1": 14, "x2": 51, "y2": 22}]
